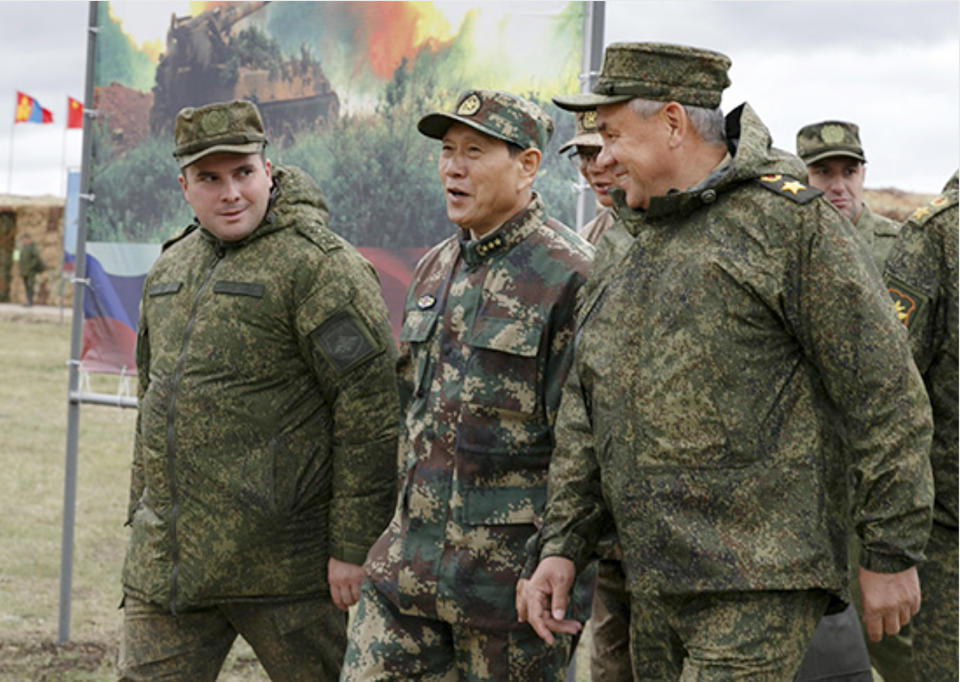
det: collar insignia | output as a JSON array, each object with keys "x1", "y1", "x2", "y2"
[
  {"x1": 888, "y1": 287, "x2": 916, "y2": 327},
  {"x1": 759, "y1": 174, "x2": 782, "y2": 183},
  {"x1": 417, "y1": 294, "x2": 436, "y2": 310}
]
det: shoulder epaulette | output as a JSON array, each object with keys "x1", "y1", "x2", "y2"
[
  {"x1": 906, "y1": 192, "x2": 959, "y2": 227},
  {"x1": 161, "y1": 223, "x2": 199, "y2": 251},
  {"x1": 755, "y1": 174, "x2": 822, "y2": 205},
  {"x1": 295, "y1": 222, "x2": 344, "y2": 254}
]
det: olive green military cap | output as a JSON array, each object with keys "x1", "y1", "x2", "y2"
[
  {"x1": 796, "y1": 120, "x2": 866, "y2": 165},
  {"x1": 418, "y1": 89, "x2": 554, "y2": 151},
  {"x1": 553, "y1": 42, "x2": 731, "y2": 111},
  {"x1": 173, "y1": 100, "x2": 268, "y2": 168},
  {"x1": 558, "y1": 110, "x2": 602, "y2": 155}
]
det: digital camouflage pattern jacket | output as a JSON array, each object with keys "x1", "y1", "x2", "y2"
[
  {"x1": 123, "y1": 165, "x2": 399, "y2": 613},
  {"x1": 364, "y1": 193, "x2": 593, "y2": 630},
  {"x1": 856, "y1": 204, "x2": 901, "y2": 267},
  {"x1": 539, "y1": 103, "x2": 934, "y2": 602},
  {"x1": 884, "y1": 170, "x2": 959, "y2": 529}
]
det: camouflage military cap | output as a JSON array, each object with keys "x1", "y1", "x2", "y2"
[
  {"x1": 417, "y1": 89, "x2": 554, "y2": 151},
  {"x1": 796, "y1": 121, "x2": 866, "y2": 165},
  {"x1": 558, "y1": 110, "x2": 602, "y2": 155},
  {"x1": 173, "y1": 100, "x2": 268, "y2": 168},
  {"x1": 553, "y1": 42, "x2": 731, "y2": 111}
]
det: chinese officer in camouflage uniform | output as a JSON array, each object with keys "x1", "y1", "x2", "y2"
[
  {"x1": 341, "y1": 90, "x2": 593, "y2": 681},
  {"x1": 520, "y1": 42, "x2": 935, "y2": 680},
  {"x1": 797, "y1": 120, "x2": 900, "y2": 264},
  {"x1": 884, "y1": 170, "x2": 959, "y2": 681},
  {"x1": 794, "y1": 120, "x2": 907, "y2": 682},
  {"x1": 119, "y1": 100, "x2": 399, "y2": 681}
]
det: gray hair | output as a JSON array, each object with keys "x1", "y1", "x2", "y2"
[{"x1": 629, "y1": 98, "x2": 726, "y2": 145}]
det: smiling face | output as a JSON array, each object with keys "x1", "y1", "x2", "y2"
[
  {"x1": 575, "y1": 145, "x2": 616, "y2": 208},
  {"x1": 806, "y1": 156, "x2": 866, "y2": 221},
  {"x1": 179, "y1": 152, "x2": 272, "y2": 242},
  {"x1": 595, "y1": 101, "x2": 675, "y2": 210},
  {"x1": 437, "y1": 123, "x2": 537, "y2": 237}
]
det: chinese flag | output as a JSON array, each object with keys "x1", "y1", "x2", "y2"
[
  {"x1": 14, "y1": 91, "x2": 53, "y2": 124},
  {"x1": 67, "y1": 96, "x2": 83, "y2": 129}
]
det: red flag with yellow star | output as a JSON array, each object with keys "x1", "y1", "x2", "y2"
[{"x1": 67, "y1": 96, "x2": 83, "y2": 129}]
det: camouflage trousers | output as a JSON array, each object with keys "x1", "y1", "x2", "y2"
[
  {"x1": 849, "y1": 535, "x2": 915, "y2": 681},
  {"x1": 341, "y1": 578, "x2": 572, "y2": 681},
  {"x1": 591, "y1": 559, "x2": 633, "y2": 681},
  {"x1": 912, "y1": 520, "x2": 958, "y2": 680},
  {"x1": 629, "y1": 589, "x2": 829, "y2": 681},
  {"x1": 118, "y1": 593, "x2": 347, "y2": 681}
]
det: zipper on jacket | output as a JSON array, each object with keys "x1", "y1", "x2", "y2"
[{"x1": 165, "y1": 243, "x2": 226, "y2": 614}]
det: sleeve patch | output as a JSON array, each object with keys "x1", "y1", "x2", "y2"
[
  {"x1": 886, "y1": 277, "x2": 928, "y2": 329},
  {"x1": 311, "y1": 309, "x2": 382, "y2": 375}
]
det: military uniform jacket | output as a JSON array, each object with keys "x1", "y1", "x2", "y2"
[
  {"x1": 580, "y1": 206, "x2": 617, "y2": 246},
  {"x1": 123, "y1": 166, "x2": 399, "y2": 613},
  {"x1": 856, "y1": 204, "x2": 900, "y2": 266},
  {"x1": 18, "y1": 242, "x2": 45, "y2": 276},
  {"x1": 365, "y1": 194, "x2": 593, "y2": 630},
  {"x1": 539, "y1": 103, "x2": 934, "y2": 600},
  {"x1": 884, "y1": 171, "x2": 959, "y2": 529}
]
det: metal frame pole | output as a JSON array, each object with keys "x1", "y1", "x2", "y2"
[
  {"x1": 58, "y1": 1, "x2": 100, "y2": 644},
  {"x1": 575, "y1": 1, "x2": 606, "y2": 231}
]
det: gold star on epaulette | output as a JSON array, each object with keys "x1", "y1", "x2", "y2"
[
  {"x1": 781, "y1": 180, "x2": 806, "y2": 195},
  {"x1": 910, "y1": 206, "x2": 931, "y2": 222}
]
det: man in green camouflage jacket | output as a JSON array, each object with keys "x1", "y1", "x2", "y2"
[
  {"x1": 342, "y1": 89, "x2": 593, "y2": 681},
  {"x1": 797, "y1": 120, "x2": 901, "y2": 265},
  {"x1": 119, "y1": 100, "x2": 399, "y2": 681},
  {"x1": 884, "y1": 170, "x2": 959, "y2": 680},
  {"x1": 17, "y1": 233, "x2": 45, "y2": 306},
  {"x1": 520, "y1": 43, "x2": 934, "y2": 680}
]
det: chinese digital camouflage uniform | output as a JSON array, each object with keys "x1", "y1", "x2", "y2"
[
  {"x1": 884, "y1": 171, "x2": 959, "y2": 681},
  {"x1": 543, "y1": 42, "x2": 934, "y2": 681},
  {"x1": 120, "y1": 147, "x2": 399, "y2": 677}
]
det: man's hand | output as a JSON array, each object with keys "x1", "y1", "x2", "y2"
[
  {"x1": 328, "y1": 557, "x2": 365, "y2": 612},
  {"x1": 858, "y1": 565, "x2": 921, "y2": 642},
  {"x1": 517, "y1": 556, "x2": 582, "y2": 645}
]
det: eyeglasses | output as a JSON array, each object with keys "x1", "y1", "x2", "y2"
[{"x1": 565, "y1": 146, "x2": 600, "y2": 169}]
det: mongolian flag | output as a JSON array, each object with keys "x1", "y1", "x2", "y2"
[
  {"x1": 67, "y1": 96, "x2": 83, "y2": 129},
  {"x1": 15, "y1": 91, "x2": 53, "y2": 124}
]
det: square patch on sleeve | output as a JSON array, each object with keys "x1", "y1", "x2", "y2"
[{"x1": 311, "y1": 309, "x2": 381, "y2": 375}]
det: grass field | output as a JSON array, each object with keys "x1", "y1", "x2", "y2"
[{"x1": 0, "y1": 313, "x2": 266, "y2": 680}]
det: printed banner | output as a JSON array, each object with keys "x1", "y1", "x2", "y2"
[{"x1": 86, "y1": 1, "x2": 584, "y2": 373}]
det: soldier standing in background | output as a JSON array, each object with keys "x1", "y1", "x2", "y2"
[
  {"x1": 520, "y1": 42, "x2": 934, "y2": 679},
  {"x1": 560, "y1": 109, "x2": 618, "y2": 245},
  {"x1": 884, "y1": 170, "x2": 959, "y2": 681},
  {"x1": 794, "y1": 120, "x2": 909, "y2": 682},
  {"x1": 342, "y1": 89, "x2": 593, "y2": 681},
  {"x1": 17, "y1": 234, "x2": 45, "y2": 307},
  {"x1": 119, "y1": 100, "x2": 399, "y2": 681},
  {"x1": 797, "y1": 121, "x2": 900, "y2": 264}
]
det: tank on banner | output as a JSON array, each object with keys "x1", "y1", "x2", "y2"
[{"x1": 83, "y1": 1, "x2": 584, "y2": 374}]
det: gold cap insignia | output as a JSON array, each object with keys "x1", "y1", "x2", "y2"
[
  {"x1": 457, "y1": 94, "x2": 482, "y2": 117},
  {"x1": 201, "y1": 110, "x2": 229, "y2": 135},
  {"x1": 582, "y1": 110, "x2": 598, "y2": 131},
  {"x1": 417, "y1": 294, "x2": 436, "y2": 310},
  {"x1": 820, "y1": 124, "x2": 845, "y2": 145}
]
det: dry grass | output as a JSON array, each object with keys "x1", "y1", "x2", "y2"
[{"x1": 0, "y1": 314, "x2": 266, "y2": 680}]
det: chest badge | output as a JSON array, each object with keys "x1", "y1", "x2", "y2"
[{"x1": 417, "y1": 294, "x2": 436, "y2": 310}]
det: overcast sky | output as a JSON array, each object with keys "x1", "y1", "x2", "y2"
[{"x1": 0, "y1": 0, "x2": 956, "y2": 197}]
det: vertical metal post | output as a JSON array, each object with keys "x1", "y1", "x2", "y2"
[
  {"x1": 58, "y1": 1, "x2": 99, "y2": 645},
  {"x1": 575, "y1": 1, "x2": 606, "y2": 231}
]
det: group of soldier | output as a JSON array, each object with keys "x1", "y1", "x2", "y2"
[{"x1": 117, "y1": 40, "x2": 957, "y2": 682}]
